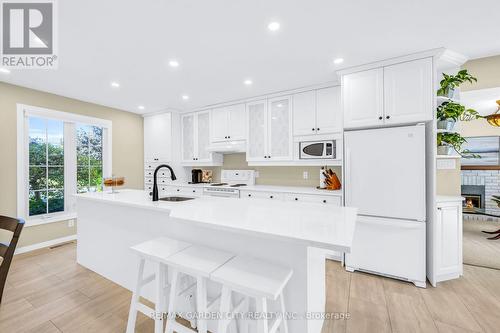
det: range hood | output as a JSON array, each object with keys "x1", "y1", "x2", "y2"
[{"x1": 206, "y1": 141, "x2": 246, "y2": 153}]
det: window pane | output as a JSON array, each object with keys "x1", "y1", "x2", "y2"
[
  {"x1": 29, "y1": 190, "x2": 47, "y2": 216},
  {"x1": 48, "y1": 190, "x2": 64, "y2": 213},
  {"x1": 48, "y1": 167, "x2": 64, "y2": 189},
  {"x1": 29, "y1": 166, "x2": 46, "y2": 190},
  {"x1": 89, "y1": 167, "x2": 103, "y2": 191},
  {"x1": 77, "y1": 167, "x2": 89, "y2": 193},
  {"x1": 29, "y1": 117, "x2": 46, "y2": 166},
  {"x1": 77, "y1": 145, "x2": 89, "y2": 166},
  {"x1": 89, "y1": 126, "x2": 102, "y2": 147},
  {"x1": 47, "y1": 120, "x2": 64, "y2": 165},
  {"x1": 76, "y1": 124, "x2": 90, "y2": 147},
  {"x1": 89, "y1": 144, "x2": 102, "y2": 166}
]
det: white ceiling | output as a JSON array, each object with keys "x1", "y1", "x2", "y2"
[{"x1": 1, "y1": 0, "x2": 499, "y2": 114}]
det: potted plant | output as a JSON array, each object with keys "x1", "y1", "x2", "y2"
[
  {"x1": 492, "y1": 195, "x2": 500, "y2": 208},
  {"x1": 437, "y1": 69, "x2": 477, "y2": 98},
  {"x1": 437, "y1": 132, "x2": 479, "y2": 158},
  {"x1": 436, "y1": 101, "x2": 480, "y2": 130}
]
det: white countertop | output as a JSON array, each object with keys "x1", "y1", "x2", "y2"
[
  {"x1": 75, "y1": 189, "x2": 357, "y2": 252},
  {"x1": 239, "y1": 185, "x2": 342, "y2": 196},
  {"x1": 436, "y1": 195, "x2": 465, "y2": 203},
  {"x1": 163, "y1": 181, "x2": 343, "y2": 196}
]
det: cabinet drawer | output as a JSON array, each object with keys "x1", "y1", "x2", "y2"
[
  {"x1": 284, "y1": 193, "x2": 341, "y2": 206},
  {"x1": 165, "y1": 186, "x2": 202, "y2": 197},
  {"x1": 240, "y1": 191, "x2": 283, "y2": 200},
  {"x1": 144, "y1": 177, "x2": 171, "y2": 185}
]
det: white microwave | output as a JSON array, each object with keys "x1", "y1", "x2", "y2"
[{"x1": 299, "y1": 140, "x2": 336, "y2": 159}]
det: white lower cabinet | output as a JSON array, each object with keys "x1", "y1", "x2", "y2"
[
  {"x1": 284, "y1": 193, "x2": 341, "y2": 206},
  {"x1": 240, "y1": 190, "x2": 283, "y2": 200},
  {"x1": 428, "y1": 198, "x2": 463, "y2": 287}
]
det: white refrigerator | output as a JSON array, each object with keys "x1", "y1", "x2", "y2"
[{"x1": 344, "y1": 124, "x2": 426, "y2": 287}]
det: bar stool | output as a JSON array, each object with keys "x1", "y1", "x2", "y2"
[
  {"x1": 211, "y1": 256, "x2": 293, "y2": 333},
  {"x1": 164, "y1": 245, "x2": 234, "y2": 333},
  {"x1": 126, "y1": 237, "x2": 191, "y2": 333}
]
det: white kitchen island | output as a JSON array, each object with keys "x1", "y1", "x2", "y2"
[{"x1": 76, "y1": 189, "x2": 357, "y2": 333}]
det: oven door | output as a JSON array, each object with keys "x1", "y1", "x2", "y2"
[{"x1": 299, "y1": 141, "x2": 335, "y2": 159}]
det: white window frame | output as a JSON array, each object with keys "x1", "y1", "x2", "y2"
[{"x1": 17, "y1": 104, "x2": 112, "y2": 226}]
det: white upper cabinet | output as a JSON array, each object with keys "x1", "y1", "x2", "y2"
[
  {"x1": 316, "y1": 86, "x2": 342, "y2": 134},
  {"x1": 293, "y1": 87, "x2": 342, "y2": 136},
  {"x1": 247, "y1": 100, "x2": 268, "y2": 161},
  {"x1": 384, "y1": 58, "x2": 433, "y2": 125},
  {"x1": 293, "y1": 91, "x2": 316, "y2": 136},
  {"x1": 227, "y1": 104, "x2": 246, "y2": 141},
  {"x1": 343, "y1": 68, "x2": 384, "y2": 129},
  {"x1": 247, "y1": 97, "x2": 292, "y2": 162},
  {"x1": 343, "y1": 57, "x2": 433, "y2": 129},
  {"x1": 210, "y1": 103, "x2": 246, "y2": 142},
  {"x1": 181, "y1": 113, "x2": 195, "y2": 162},
  {"x1": 210, "y1": 107, "x2": 228, "y2": 142},
  {"x1": 268, "y1": 96, "x2": 292, "y2": 160},
  {"x1": 144, "y1": 112, "x2": 172, "y2": 162},
  {"x1": 196, "y1": 111, "x2": 211, "y2": 161},
  {"x1": 181, "y1": 111, "x2": 220, "y2": 164}
]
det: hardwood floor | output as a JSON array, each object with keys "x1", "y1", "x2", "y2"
[{"x1": 1, "y1": 242, "x2": 500, "y2": 333}]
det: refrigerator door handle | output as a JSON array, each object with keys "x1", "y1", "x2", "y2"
[{"x1": 344, "y1": 147, "x2": 351, "y2": 206}]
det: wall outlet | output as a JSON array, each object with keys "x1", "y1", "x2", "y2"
[
  {"x1": 68, "y1": 219, "x2": 75, "y2": 228},
  {"x1": 303, "y1": 171, "x2": 309, "y2": 180}
]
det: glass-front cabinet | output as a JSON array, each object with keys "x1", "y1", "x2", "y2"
[{"x1": 246, "y1": 96, "x2": 292, "y2": 162}]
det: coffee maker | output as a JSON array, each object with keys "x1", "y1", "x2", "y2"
[{"x1": 191, "y1": 169, "x2": 203, "y2": 184}]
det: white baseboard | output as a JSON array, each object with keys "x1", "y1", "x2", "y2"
[{"x1": 15, "y1": 234, "x2": 77, "y2": 255}]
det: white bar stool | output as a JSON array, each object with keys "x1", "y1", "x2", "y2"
[
  {"x1": 164, "y1": 245, "x2": 234, "y2": 333},
  {"x1": 211, "y1": 256, "x2": 293, "y2": 333},
  {"x1": 126, "y1": 237, "x2": 191, "y2": 333}
]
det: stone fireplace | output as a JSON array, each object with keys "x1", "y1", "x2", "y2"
[{"x1": 462, "y1": 170, "x2": 500, "y2": 214}]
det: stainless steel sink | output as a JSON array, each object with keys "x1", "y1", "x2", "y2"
[{"x1": 158, "y1": 196, "x2": 195, "y2": 202}]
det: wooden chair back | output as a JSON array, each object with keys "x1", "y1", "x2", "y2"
[{"x1": 0, "y1": 216, "x2": 25, "y2": 303}]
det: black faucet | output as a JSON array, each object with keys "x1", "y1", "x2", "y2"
[{"x1": 152, "y1": 164, "x2": 177, "y2": 201}]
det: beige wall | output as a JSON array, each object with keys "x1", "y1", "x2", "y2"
[
  {"x1": 436, "y1": 55, "x2": 500, "y2": 195},
  {"x1": 0, "y1": 82, "x2": 144, "y2": 247},
  {"x1": 207, "y1": 153, "x2": 342, "y2": 187}
]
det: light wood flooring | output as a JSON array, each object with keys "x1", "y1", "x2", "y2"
[{"x1": 1, "y1": 242, "x2": 500, "y2": 333}]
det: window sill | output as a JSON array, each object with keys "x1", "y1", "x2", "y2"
[{"x1": 25, "y1": 212, "x2": 77, "y2": 227}]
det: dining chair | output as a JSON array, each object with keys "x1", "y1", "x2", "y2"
[{"x1": 0, "y1": 216, "x2": 25, "y2": 304}]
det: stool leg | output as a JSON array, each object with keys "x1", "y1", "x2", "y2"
[
  {"x1": 154, "y1": 263, "x2": 166, "y2": 333},
  {"x1": 217, "y1": 285, "x2": 233, "y2": 333},
  {"x1": 196, "y1": 276, "x2": 208, "y2": 333},
  {"x1": 279, "y1": 293, "x2": 288, "y2": 333},
  {"x1": 255, "y1": 297, "x2": 269, "y2": 333},
  {"x1": 126, "y1": 257, "x2": 145, "y2": 333},
  {"x1": 238, "y1": 296, "x2": 250, "y2": 333},
  {"x1": 165, "y1": 268, "x2": 179, "y2": 333}
]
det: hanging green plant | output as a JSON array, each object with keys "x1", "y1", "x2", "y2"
[
  {"x1": 437, "y1": 132, "x2": 480, "y2": 158},
  {"x1": 437, "y1": 69, "x2": 477, "y2": 97}
]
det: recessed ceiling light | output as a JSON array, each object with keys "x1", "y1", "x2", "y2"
[
  {"x1": 138, "y1": 105, "x2": 145, "y2": 110},
  {"x1": 110, "y1": 81, "x2": 120, "y2": 88},
  {"x1": 169, "y1": 60, "x2": 180, "y2": 68},
  {"x1": 244, "y1": 79, "x2": 253, "y2": 86},
  {"x1": 268, "y1": 21, "x2": 280, "y2": 31},
  {"x1": 333, "y1": 58, "x2": 344, "y2": 65},
  {"x1": 182, "y1": 95, "x2": 189, "y2": 100},
  {"x1": 0, "y1": 68, "x2": 11, "y2": 74}
]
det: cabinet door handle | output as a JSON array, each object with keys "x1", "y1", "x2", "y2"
[
  {"x1": 248, "y1": 194, "x2": 251, "y2": 197},
  {"x1": 312, "y1": 128, "x2": 315, "y2": 131},
  {"x1": 323, "y1": 200, "x2": 327, "y2": 203},
  {"x1": 177, "y1": 189, "x2": 180, "y2": 192},
  {"x1": 295, "y1": 198, "x2": 298, "y2": 201},
  {"x1": 228, "y1": 136, "x2": 231, "y2": 139},
  {"x1": 193, "y1": 190, "x2": 196, "y2": 193},
  {"x1": 317, "y1": 128, "x2": 320, "y2": 131},
  {"x1": 270, "y1": 195, "x2": 274, "y2": 199},
  {"x1": 386, "y1": 115, "x2": 391, "y2": 119},
  {"x1": 378, "y1": 116, "x2": 383, "y2": 120}
]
